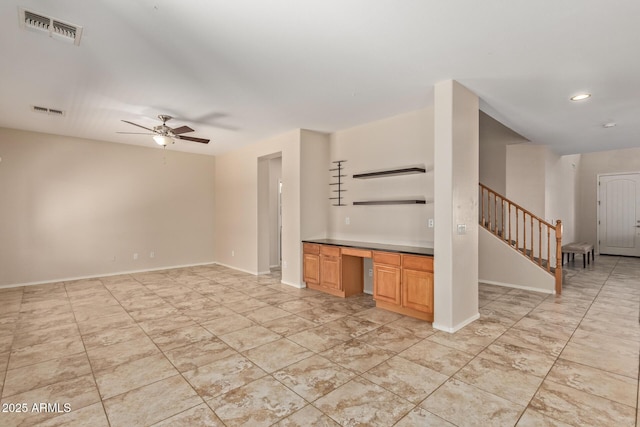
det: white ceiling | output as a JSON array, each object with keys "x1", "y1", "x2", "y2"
[{"x1": 0, "y1": 0, "x2": 638, "y2": 156}]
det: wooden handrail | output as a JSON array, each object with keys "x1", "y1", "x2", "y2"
[
  {"x1": 479, "y1": 183, "x2": 562, "y2": 294},
  {"x1": 479, "y1": 184, "x2": 556, "y2": 229}
]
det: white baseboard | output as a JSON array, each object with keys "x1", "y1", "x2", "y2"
[
  {"x1": 206, "y1": 265, "x2": 302, "y2": 289},
  {"x1": 479, "y1": 279, "x2": 554, "y2": 294},
  {"x1": 213, "y1": 262, "x2": 260, "y2": 276},
  {"x1": 0, "y1": 261, "x2": 217, "y2": 289},
  {"x1": 0, "y1": 262, "x2": 306, "y2": 294},
  {"x1": 214, "y1": 263, "x2": 278, "y2": 277},
  {"x1": 433, "y1": 312, "x2": 480, "y2": 333},
  {"x1": 280, "y1": 279, "x2": 305, "y2": 289}
]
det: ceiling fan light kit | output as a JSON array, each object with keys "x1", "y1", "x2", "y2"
[{"x1": 153, "y1": 135, "x2": 173, "y2": 146}]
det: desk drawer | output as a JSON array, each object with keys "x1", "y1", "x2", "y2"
[
  {"x1": 342, "y1": 247, "x2": 372, "y2": 258},
  {"x1": 303, "y1": 243, "x2": 320, "y2": 255},
  {"x1": 372, "y1": 251, "x2": 401, "y2": 266},
  {"x1": 403, "y1": 255, "x2": 433, "y2": 272},
  {"x1": 320, "y1": 245, "x2": 340, "y2": 257}
]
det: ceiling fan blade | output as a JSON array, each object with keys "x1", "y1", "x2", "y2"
[
  {"x1": 122, "y1": 120, "x2": 155, "y2": 132},
  {"x1": 177, "y1": 135, "x2": 210, "y2": 144},
  {"x1": 117, "y1": 131, "x2": 155, "y2": 135},
  {"x1": 171, "y1": 125, "x2": 194, "y2": 135}
]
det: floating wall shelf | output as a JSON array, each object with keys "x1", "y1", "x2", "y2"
[
  {"x1": 353, "y1": 166, "x2": 426, "y2": 179},
  {"x1": 353, "y1": 199, "x2": 429, "y2": 206}
]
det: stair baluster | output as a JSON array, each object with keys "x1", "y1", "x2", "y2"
[{"x1": 479, "y1": 183, "x2": 562, "y2": 294}]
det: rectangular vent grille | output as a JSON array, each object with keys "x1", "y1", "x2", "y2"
[
  {"x1": 24, "y1": 11, "x2": 50, "y2": 30},
  {"x1": 32, "y1": 106, "x2": 66, "y2": 116},
  {"x1": 19, "y1": 8, "x2": 83, "y2": 46},
  {"x1": 52, "y1": 20, "x2": 77, "y2": 39}
]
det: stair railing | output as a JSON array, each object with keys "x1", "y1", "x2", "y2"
[{"x1": 479, "y1": 183, "x2": 562, "y2": 294}]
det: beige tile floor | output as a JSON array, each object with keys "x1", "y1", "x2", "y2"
[{"x1": 0, "y1": 255, "x2": 638, "y2": 426}]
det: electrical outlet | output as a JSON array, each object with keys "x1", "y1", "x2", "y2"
[
  {"x1": 345, "y1": 217, "x2": 350, "y2": 225},
  {"x1": 428, "y1": 218, "x2": 434, "y2": 228},
  {"x1": 457, "y1": 224, "x2": 467, "y2": 235},
  {"x1": 368, "y1": 269, "x2": 373, "y2": 277},
  {"x1": 282, "y1": 261, "x2": 287, "y2": 269},
  {"x1": 133, "y1": 253, "x2": 138, "y2": 260},
  {"x1": 150, "y1": 251, "x2": 155, "y2": 258},
  {"x1": 231, "y1": 250, "x2": 235, "y2": 257}
]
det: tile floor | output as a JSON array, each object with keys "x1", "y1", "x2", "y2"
[{"x1": 0, "y1": 255, "x2": 638, "y2": 426}]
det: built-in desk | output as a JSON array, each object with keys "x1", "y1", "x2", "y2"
[{"x1": 302, "y1": 239, "x2": 434, "y2": 322}]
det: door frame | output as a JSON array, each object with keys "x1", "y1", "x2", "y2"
[
  {"x1": 597, "y1": 171, "x2": 640, "y2": 256},
  {"x1": 278, "y1": 178, "x2": 282, "y2": 266}
]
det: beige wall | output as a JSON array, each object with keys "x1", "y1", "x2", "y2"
[
  {"x1": 328, "y1": 108, "x2": 434, "y2": 246},
  {"x1": 545, "y1": 153, "x2": 580, "y2": 244},
  {"x1": 0, "y1": 127, "x2": 215, "y2": 287},
  {"x1": 214, "y1": 130, "x2": 299, "y2": 280},
  {"x1": 214, "y1": 129, "x2": 329, "y2": 287},
  {"x1": 434, "y1": 80, "x2": 479, "y2": 332},
  {"x1": 2, "y1": 100, "x2": 590, "y2": 302},
  {"x1": 479, "y1": 228, "x2": 554, "y2": 292},
  {"x1": 506, "y1": 144, "x2": 546, "y2": 215},
  {"x1": 505, "y1": 144, "x2": 578, "y2": 264},
  {"x1": 577, "y1": 147, "x2": 640, "y2": 250},
  {"x1": 300, "y1": 130, "x2": 330, "y2": 241},
  {"x1": 479, "y1": 112, "x2": 528, "y2": 195}
]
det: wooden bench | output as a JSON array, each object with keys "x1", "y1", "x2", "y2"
[{"x1": 562, "y1": 242, "x2": 594, "y2": 268}]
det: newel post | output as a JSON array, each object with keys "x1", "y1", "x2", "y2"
[{"x1": 554, "y1": 220, "x2": 563, "y2": 294}]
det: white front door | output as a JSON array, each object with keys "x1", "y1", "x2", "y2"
[{"x1": 599, "y1": 173, "x2": 640, "y2": 256}]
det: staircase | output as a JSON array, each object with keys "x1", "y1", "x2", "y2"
[{"x1": 479, "y1": 184, "x2": 563, "y2": 294}]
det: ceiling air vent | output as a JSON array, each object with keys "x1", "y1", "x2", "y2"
[
  {"x1": 32, "y1": 106, "x2": 66, "y2": 117},
  {"x1": 19, "y1": 8, "x2": 83, "y2": 46}
]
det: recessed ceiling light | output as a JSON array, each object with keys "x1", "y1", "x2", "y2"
[
  {"x1": 570, "y1": 93, "x2": 591, "y2": 101},
  {"x1": 603, "y1": 122, "x2": 616, "y2": 128}
]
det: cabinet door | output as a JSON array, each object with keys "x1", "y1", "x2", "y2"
[
  {"x1": 303, "y1": 254, "x2": 320, "y2": 284},
  {"x1": 401, "y1": 269, "x2": 433, "y2": 314},
  {"x1": 320, "y1": 256, "x2": 341, "y2": 290},
  {"x1": 373, "y1": 264, "x2": 401, "y2": 305}
]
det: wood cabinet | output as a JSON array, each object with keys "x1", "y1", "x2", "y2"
[
  {"x1": 320, "y1": 246, "x2": 341, "y2": 290},
  {"x1": 303, "y1": 243, "x2": 345, "y2": 297},
  {"x1": 373, "y1": 252, "x2": 433, "y2": 322},
  {"x1": 372, "y1": 252, "x2": 401, "y2": 305},
  {"x1": 402, "y1": 268, "x2": 433, "y2": 314},
  {"x1": 302, "y1": 241, "x2": 433, "y2": 321},
  {"x1": 373, "y1": 263, "x2": 401, "y2": 304},
  {"x1": 302, "y1": 244, "x2": 320, "y2": 284}
]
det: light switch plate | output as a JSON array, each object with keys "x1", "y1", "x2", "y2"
[{"x1": 457, "y1": 224, "x2": 467, "y2": 235}]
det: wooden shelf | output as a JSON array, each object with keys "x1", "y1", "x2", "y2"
[
  {"x1": 353, "y1": 199, "x2": 427, "y2": 206},
  {"x1": 353, "y1": 167, "x2": 426, "y2": 179}
]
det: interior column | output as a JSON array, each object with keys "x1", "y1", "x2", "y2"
[{"x1": 433, "y1": 80, "x2": 480, "y2": 332}]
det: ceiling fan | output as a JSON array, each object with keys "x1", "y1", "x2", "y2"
[{"x1": 118, "y1": 114, "x2": 210, "y2": 146}]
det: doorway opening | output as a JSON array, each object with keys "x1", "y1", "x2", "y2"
[{"x1": 257, "y1": 153, "x2": 282, "y2": 274}]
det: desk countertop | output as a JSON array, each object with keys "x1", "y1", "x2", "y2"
[{"x1": 302, "y1": 238, "x2": 433, "y2": 256}]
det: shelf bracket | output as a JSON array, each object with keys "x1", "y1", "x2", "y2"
[{"x1": 330, "y1": 160, "x2": 347, "y2": 207}]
